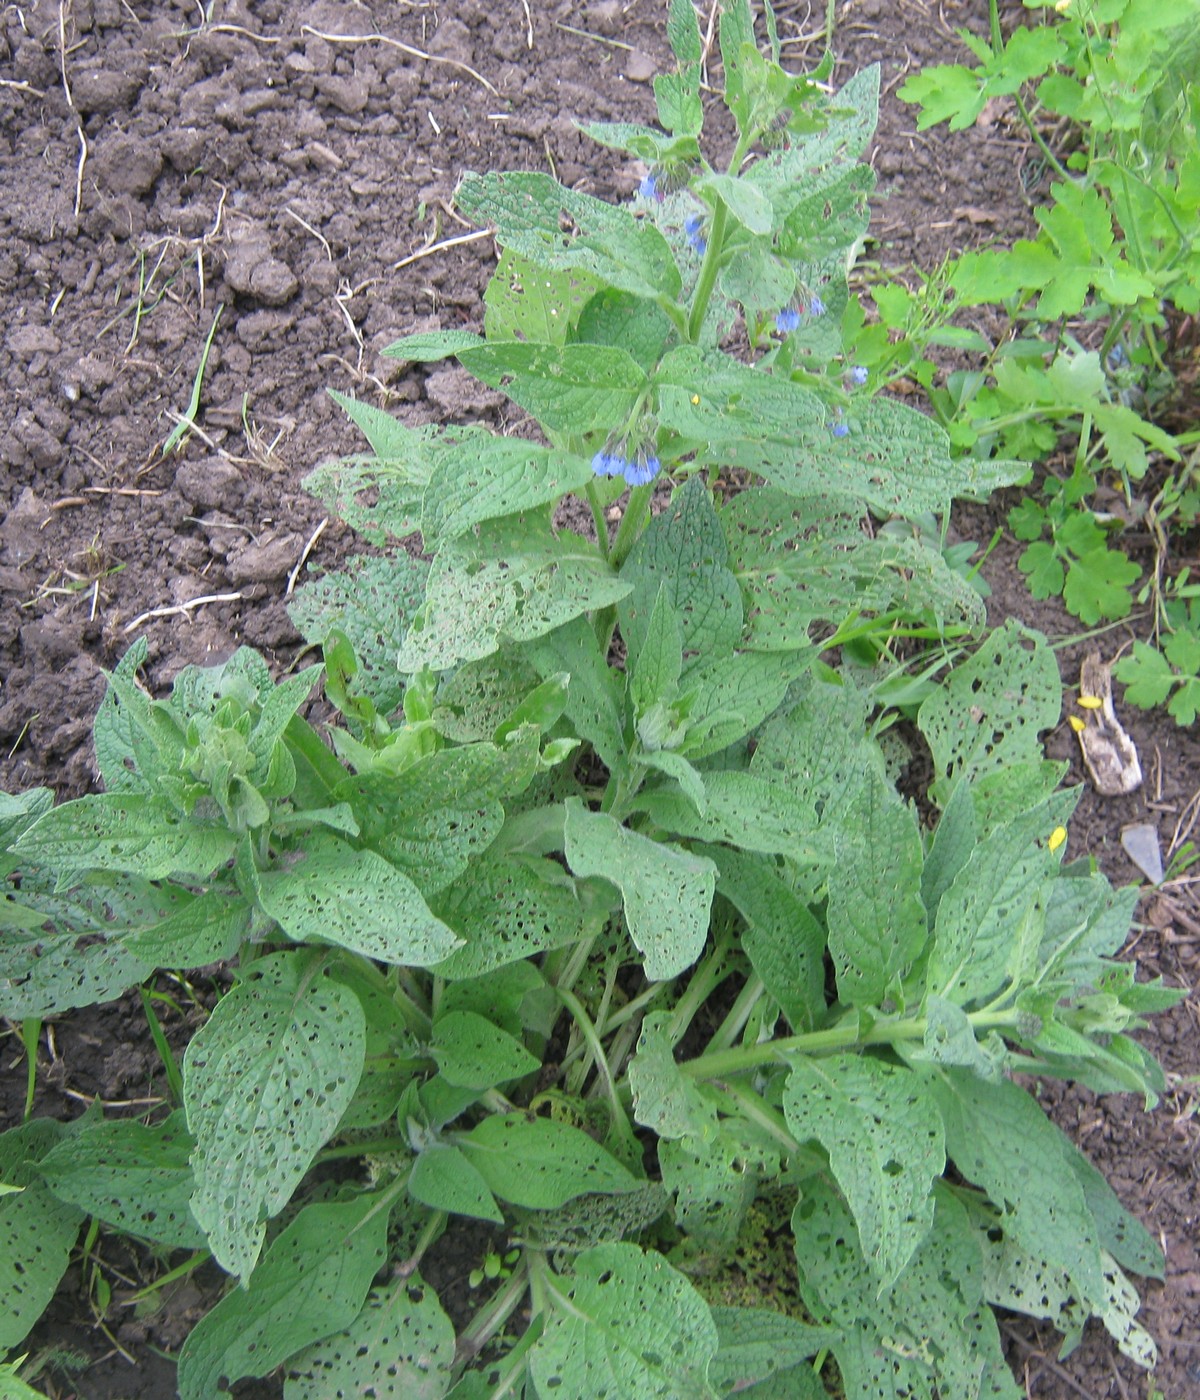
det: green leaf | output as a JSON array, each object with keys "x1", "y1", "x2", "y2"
[
  {"x1": 284, "y1": 1274, "x2": 456, "y2": 1400},
  {"x1": 655, "y1": 69, "x2": 704, "y2": 137},
  {"x1": 409, "y1": 1144, "x2": 503, "y2": 1224},
  {"x1": 257, "y1": 833, "x2": 459, "y2": 966},
  {"x1": 917, "y1": 620, "x2": 1061, "y2": 805},
  {"x1": 384, "y1": 329, "x2": 486, "y2": 362},
  {"x1": 899, "y1": 63, "x2": 986, "y2": 131},
  {"x1": 457, "y1": 341, "x2": 647, "y2": 435},
  {"x1": 697, "y1": 174, "x2": 774, "y2": 235},
  {"x1": 1062, "y1": 547, "x2": 1140, "y2": 624},
  {"x1": 576, "y1": 287, "x2": 675, "y2": 374},
  {"x1": 12, "y1": 793, "x2": 236, "y2": 880},
  {"x1": 707, "y1": 1307, "x2": 832, "y2": 1399},
  {"x1": 618, "y1": 477, "x2": 744, "y2": 667},
  {"x1": 431, "y1": 1010, "x2": 539, "y2": 1090},
  {"x1": 398, "y1": 517, "x2": 631, "y2": 672},
  {"x1": 928, "y1": 792, "x2": 1077, "y2": 1006},
  {"x1": 176, "y1": 1187, "x2": 395, "y2": 1400},
  {"x1": 628, "y1": 1011, "x2": 718, "y2": 1141},
  {"x1": 0, "y1": 873, "x2": 198, "y2": 1018},
  {"x1": 430, "y1": 855, "x2": 592, "y2": 979},
  {"x1": 921, "y1": 778, "x2": 977, "y2": 924},
  {"x1": 0, "y1": 1121, "x2": 83, "y2": 1350},
  {"x1": 184, "y1": 951, "x2": 366, "y2": 1279},
  {"x1": 457, "y1": 170, "x2": 682, "y2": 301},
  {"x1": 793, "y1": 1179, "x2": 1011, "y2": 1399},
  {"x1": 458, "y1": 1113, "x2": 639, "y2": 1208},
  {"x1": 1114, "y1": 642, "x2": 1176, "y2": 710},
  {"x1": 827, "y1": 771, "x2": 928, "y2": 1006},
  {"x1": 564, "y1": 799, "x2": 717, "y2": 981},
  {"x1": 92, "y1": 637, "x2": 159, "y2": 792},
  {"x1": 784, "y1": 1056, "x2": 945, "y2": 1289},
  {"x1": 529, "y1": 1243, "x2": 718, "y2": 1400},
  {"x1": 630, "y1": 582, "x2": 684, "y2": 717},
  {"x1": 632, "y1": 772, "x2": 833, "y2": 869},
  {"x1": 484, "y1": 247, "x2": 598, "y2": 346},
  {"x1": 1017, "y1": 539, "x2": 1066, "y2": 600},
  {"x1": 719, "y1": 492, "x2": 996, "y2": 638},
  {"x1": 288, "y1": 555, "x2": 428, "y2": 716},
  {"x1": 707, "y1": 846, "x2": 826, "y2": 1031},
  {"x1": 932, "y1": 1069, "x2": 1105, "y2": 1309},
  {"x1": 676, "y1": 649, "x2": 813, "y2": 760},
  {"x1": 38, "y1": 1110, "x2": 204, "y2": 1249},
  {"x1": 526, "y1": 615, "x2": 628, "y2": 777}
]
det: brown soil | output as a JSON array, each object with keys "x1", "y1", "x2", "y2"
[{"x1": 0, "y1": 0, "x2": 1196, "y2": 1397}]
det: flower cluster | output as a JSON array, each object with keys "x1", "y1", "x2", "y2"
[
  {"x1": 849, "y1": 364, "x2": 869, "y2": 385},
  {"x1": 684, "y1": 214, "x2": 706, "y2": 256},
  {"x1": 638, "y1": 173, "x2": 665, "y2": 204},
  {"x1": 592, "y1": 444, "x2": 661, "y2": 488},
  {"x1": 774, "y1": 294, "x2": 826, "y2": 334}
]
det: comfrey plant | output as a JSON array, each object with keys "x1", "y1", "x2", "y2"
[{"x1": 0, "y1": 3, "x2": 1183, "y2": 1396}]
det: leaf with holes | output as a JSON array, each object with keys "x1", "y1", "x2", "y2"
[
  {"x1": 284, "y1": 1274, "x2": 455, "y2": 1400},
  {"x1": 917, "y1": 620, "x2": 1061, "y2": 806},
  {"x1": 827, "y1": 770, "x2": 928, "y2": 1007},
  {"x1": 784, "y1": 1055, "x2": 945, "y2": 1289},
  {"x1": 529, "y1": 1243, "x2": 719, "y2": 1400},
  {"x1": 429, "y1": 855, "x2": 592, "y2": 979},
  {"x1": 722, "y1": 487, "x2": 985, "y2": 649},
  {"x1": 12, "y1": 793, "x2": 236, "y2": 880},
  {"x1": 458, "y1": 1113, "x2": 639, "y2": 1209},
  {"x1": 928, "y1": 790, "x2": 1077, "y2": 1007},
  {"x1": 659, "y1": 1119, "x2": 779, "y2": 1252},
  {"x1": 409, "y1": 1144, "x2": 503, "y2": 1225},
  {"x1": 431, "y1": 1010, "x2": 539, "y2": 1090},
  {"x1": 37, "y1": 1110, "x2": 204, "y2": 1250},
  {"x1": 628, "y1": 1012, "x2": 718, "y2": 1141},
  {"x1": 256, "y1": 833, "x2": 459, "y2": 966},
  {"x1": 707, "y1": 1307, "x2": 834, "y2": 1399},
  {"x1": 792, "y1": 1178, "x2": 1015, "y2": 1400},
  {"x1": 932, "y1": 1069, "x2": 1105, "y2": 1313},
  {"x1": 564, "y1": 799, "x2": 717, "y2": 981},
  {"x1": 420, "y1": 436, "x2": 595, "y2": 549},
  {"x1": 183, "y1": 951, "x2": 366, "y2": 1279},
  {"x1": 457, "y1": 170, "x2": 682, "y2": 302},
  {"x1": 176, "y1": 1185, "x2": 396, "y2": 1400},
  {"x1": 288, "y1": 554, "x2": 428, "y2": 717},
  {"x1": 397, "y1": 517, "x2": 631, "y2": 673},
  {"x1": 0, "y1": 1120, "x2": 83, "y2": 1350},
  {"x1": 484, "y1": 247, "x2": 599, "y2": 346}
]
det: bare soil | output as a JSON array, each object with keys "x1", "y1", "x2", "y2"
[{"x1": 0, "y1": 0, "x2": 1196, "y2": 1396}]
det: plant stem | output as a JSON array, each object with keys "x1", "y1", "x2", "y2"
[
  {"x1": 608, "y1": 482, "x2": 655, "y2": 571},
  {"x1": 666, "y1": 924, "x2": 736, "y2": 1044},
  {"x1": 396, "y1": 1210, "x2": 447, "y2": 1278},
  {"x1": 687, "y1": 197, "x2": 730, "y2": 343},
  {"x1": 585, "y1": 479, "x2": 611, "y2": 562},
  {"x1": 703, "y1": 973, "x2": 765, "y2": 1056},
  {"x1": 679, "y1": 1007, "x2": 1023, "y2": 1080},
  {"x1": 454, "y1": 1261, "x2": 531, "y2": 1372}
]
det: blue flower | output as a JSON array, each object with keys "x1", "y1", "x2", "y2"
[
  {"x1": 809, "y1": 295, "x2": 826, "y2": 317},
  {"x1": 684, "y1": 214, "x2": 707, "y2": 255},
  {"x1": 624, "y1": 451, "x2": 661, "y2": 487},
  {"x1": 592, "y1": 449, "x2": 623, "y2": 477},
  {"x1": 639, "y1": 173, "x2": 663, "y2": 203},
  {"x1": 850, "y1": 365, "x2": 869, "y2": 385},
  {"x1": 831, "y1": 421, "x2": 850, "y2": 439},
  {"x1": 775, "y1": 308, "x2": 801, "y2": 334}
]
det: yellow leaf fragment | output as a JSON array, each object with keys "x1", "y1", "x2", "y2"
[
  {"x1": 1068, "y1": 714, "x2": 1086, "y2": 733},
  {"x1": 1049, "y1": 826, "x2": 1067, "y2": 853},
  {"x1": 1077, "y1": 695, "x2": 1103, "y2": 710}
]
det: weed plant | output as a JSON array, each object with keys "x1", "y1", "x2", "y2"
[
  {"x1": 874, "y1": 0, "x2": 1200, "y2": 717},
  {"x1": 0, "y1": 2, "x2": 1184, "y2": 1396}
]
